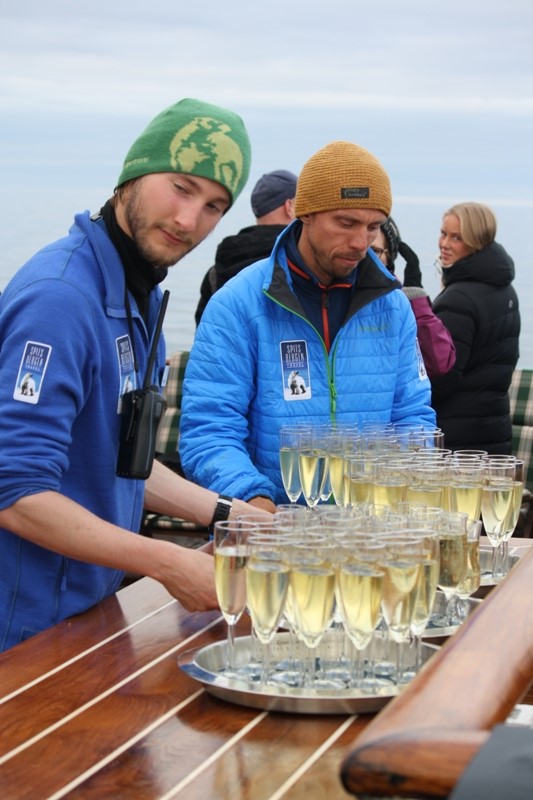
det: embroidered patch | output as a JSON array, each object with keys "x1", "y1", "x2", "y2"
[
  {"x1": 280, "y1": 340, "x2": 311, "y2": 400},
  {"x1": 13, "y1": 341, "x2": 52, "y2": 404},
  {"x1": 116, "y1": 334, "x2": 136, "y2": 412},
  {"x1": 415, "y1": 338, "x2": 428, "y2": 381},
  {"x1": 341, "y1": 187, "x2": 369, "y2": 199}
]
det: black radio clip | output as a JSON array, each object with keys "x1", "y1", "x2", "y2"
[{"x1": 116, "y1": 290, "x2": 169, "y2": 480}]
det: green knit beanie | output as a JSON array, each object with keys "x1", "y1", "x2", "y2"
[{"x1": 117, "y1": 98, "x2": 252, "y2": 206}]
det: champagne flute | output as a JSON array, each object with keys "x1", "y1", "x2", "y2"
[
  {"x1": 454, "y1": 519, "x2": 482, "y2": 622},
  {"x1": 436, "y1": 511, "x2": 468, "y2": 626},
  {"x1": 346, "y1": 453, "x2": 374, "y2": 507},
  {"x1": 336, "y1": 536, "x2": 385, "y2": 689},
  {"x1": 213, "y1": 519, "x2": 257, "y2": 673},
  {"x1": 495, "y1": 458, "x2": 523, "y2": 577},
  {"x1": 245, "y1": 533, "x2": 290, "y2": 685},
  {"x1": 407, "y1": 529, "x2": 441, "y2": 674},
  {"x1": 298, "y1": 429, "x2": 329, "y2": 508},
  {"x1": 481, "y1": 461, "x2": 515, "y2": 579},
  {"x1": 405, "y1": 462, "x2": 447, "y2": 510},
  {"x1": 379, "y1": 536, "x2": 424, "y2": 686},
  {"x1": 289, "y1": 536, "x2": 337, "y2": 688},
  {"x1": 279, "y1": 424, "x2": 308, "y2": 504},
  {"x1": 448, "y1": 459, "x2": 484, "y2": 523},
  {"x1": 372, "y1": 456, "x2": 410, "y2": 510}
]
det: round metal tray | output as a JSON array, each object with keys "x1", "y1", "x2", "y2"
[
  {"x1": 422, "y1": 590, "x2": 481, "y2": 641},
  {"x1": 479, "y1": 547, "x2": 520, "y2": 586},
  {"x1": 178, "y1": 632, "x2": 440, "y2": 714}
]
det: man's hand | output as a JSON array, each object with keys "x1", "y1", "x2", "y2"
[
  {"x1": 247, "y1": 496, "x2": 277, "y2": 513},
  {"x1": 398, "y1": 241, "x2": 423, "y2": 288}
]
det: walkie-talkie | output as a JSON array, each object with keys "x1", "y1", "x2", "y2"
[{"x1": 116, "y1": 291, "x2": 169, "y2": 479}]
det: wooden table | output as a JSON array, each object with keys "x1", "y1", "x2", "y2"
[
  {"x1": 0, "y1": 578, "x2": 372, "y2": 799},
  {"x1": 1, "y1": 537, "x2": 530, "y2": 800}
]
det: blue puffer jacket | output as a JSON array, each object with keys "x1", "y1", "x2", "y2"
[
  {"x1": 180, "y1": 223, "x2": 435, "y2": 504},
  {"x1": 0, "y1": 211, "x2": 166, "y2": 650}
]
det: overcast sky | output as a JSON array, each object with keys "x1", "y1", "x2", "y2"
[{"x1": 1, "y1": 0, "x2": 532, "y2": 326}]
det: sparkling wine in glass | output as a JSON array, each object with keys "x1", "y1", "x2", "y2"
[
  {"x1": 481, "y1": 461, "x2": 514, "y2": 579},
  {"x1": 213, "y1": 520, "x2": 257, "y2": 673},
  {"x1": 298, "y1": 430, "x2": 329, "y2": 508},
  {"x1": 245, "y1": 533, "x2": 290, "y2": 684},
  {"x1": 279, "y1": 425, "x2": 307, "y2": 504}
]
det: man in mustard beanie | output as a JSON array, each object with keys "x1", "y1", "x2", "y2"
[
  {"x1": 180, "y1": 140, "x2": 436, "y2": 512},
  {"x1": 0, "y1": 98, "x2": 260, "y2": 653}
]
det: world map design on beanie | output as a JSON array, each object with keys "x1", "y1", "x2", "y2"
[{"x1": 116, "y1": 98, "x2": 251, "y2": 206}]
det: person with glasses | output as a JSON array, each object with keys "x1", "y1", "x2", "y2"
[
  {"x1": 430, "y1": 202, "x2": 520, "y2": 454},
  {"x1": 372, "y1": 218, "x2": 456, "y2": 379}
]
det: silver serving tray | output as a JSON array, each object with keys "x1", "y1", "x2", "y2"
[
  {"x1": 479, "y1": 547, "x2": 520, "y2": 587},
  {"x1": 178, "y1": 632, "x2": 439, "y2": 714},
  {"x1": 422, "y1": 590, "x2": 481, "y2": 641}
]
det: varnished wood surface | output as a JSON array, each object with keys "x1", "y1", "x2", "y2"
[
  {"x1": 341, "y1": 537, "x2": 533, "y2": 798},
  {"x1": 1, "y1": 538, "x2": 530, "y2": 800},
  {"x1": 0, "y1": 577, "x2": 368, "y2": 799}
]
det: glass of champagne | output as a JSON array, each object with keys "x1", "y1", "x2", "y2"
[
  {"x1": 336, "y1": 536, "x2": 386, "y2": 689},
  {"x1": 481, "y1": 461, "x2": 515, "y2": 579},
  {"x1": 405, "y1": 462, "x2": 447, "y2": 509},
  {"x1": 407, "y1": 529, "x2": 441, "y2": 675},
  {"x1": 347, "y1": 453, "x2": 375, "y2": 507},
  {"x1": 279, "y1": 424, "x2": 308, "y2": 504},
  {"x1": 372, "y1": 456, "x2": 410, "y2": 510},
  {"x1": 494, "y1": 458, "x2": 523, "y2": 577},
  {"x1": 213, "y1": 519, "x2": 257, "y2": 673},
  {"x1": 448, "y1": 459, "x2": 484, "y2": 521},
  {"x1": 289, "y1": 536, "x2": 337, "y2": 688},
  {"x1": 245, "y1": 532, "x2": 290, "y2": 685},
  {"x1": 454, "y1": 519, "x2": 482, "y2": 621},
  {"x1": 436, "y1": 511, "x2": 468, "y2": 625},
  {"x1": 298, "y1": 429, "x2": 330, "y2": 508},
  {"x1": 379, "y1": 536, "x2": 424, "y2": 685}
]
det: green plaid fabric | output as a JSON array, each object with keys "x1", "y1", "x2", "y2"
[
  {"x1": 156, "y1": 350, "x2": 190, "y2": 456},
  {"x1": 144, "y1": 350, "x2": 207, "y2": 536},
  {"x1": 509, "y1": 369, "x2": 533, "y2": 490}
]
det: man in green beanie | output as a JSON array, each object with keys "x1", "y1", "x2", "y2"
[{"x1": 0, "y1": 98, "x2": 260, "y2": 653}]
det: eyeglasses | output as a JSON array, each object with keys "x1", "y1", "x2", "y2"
[{"x1": 372, "y1": 247, "x2": 389, "y2": 258}]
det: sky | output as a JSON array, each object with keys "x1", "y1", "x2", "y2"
[{"x1": 1, "y1": 0, "x2": 532, "y2": 354}]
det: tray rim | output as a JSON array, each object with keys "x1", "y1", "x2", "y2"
[{"x1": 178, "y1": 633, "x2": 440, "y2": 715}]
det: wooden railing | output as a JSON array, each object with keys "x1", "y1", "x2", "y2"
[{"x1": 341, "y1": 546, "x2": 533, "y2": 798}]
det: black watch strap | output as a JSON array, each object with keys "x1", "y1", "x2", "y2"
[{"x1": 209, "y1": 494, "x2": 233, "y2": 532}]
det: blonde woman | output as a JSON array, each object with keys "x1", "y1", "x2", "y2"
[{"x1": 431, "y1": 202, "x2": 520, "y2": 454}]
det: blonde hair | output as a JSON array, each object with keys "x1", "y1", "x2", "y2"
[{"x1": 444, "y1": 202, "x2": 497, "y2": 251}]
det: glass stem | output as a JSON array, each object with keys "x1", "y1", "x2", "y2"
[{"x1": 227, "y1": 623, "x2": 237, "y2": 671}]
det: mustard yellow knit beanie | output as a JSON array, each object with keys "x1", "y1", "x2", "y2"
[{"x1": 294, "y1": 141, "x2": 392, "y2": 218}]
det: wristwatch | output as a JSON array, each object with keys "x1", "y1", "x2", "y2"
[{"x1": 209, "y1": 494, "x2": 233, "y2": 533}]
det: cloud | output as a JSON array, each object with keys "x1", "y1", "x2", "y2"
[{"x1": 1, "y1": 0, "x2": 532, "y2": 117}]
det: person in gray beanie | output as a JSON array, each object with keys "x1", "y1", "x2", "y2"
[
  {"x1": 372, "y1": 218, "x2": 456, "y2": 379},
  {"x1": 195, "y1": 169, "x2": 297, "y2": 324}
]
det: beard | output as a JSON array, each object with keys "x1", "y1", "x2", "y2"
[{"x1": 122, "y1": 182, "x2": 197, "y2": 269}]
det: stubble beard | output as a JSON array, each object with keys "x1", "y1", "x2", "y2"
[
  {"x1": 306, "y1": 233, "x2": 361, "y2": 285},
  {"x1": 123, "y1": 184, "x2": 196, "y2": 270}
]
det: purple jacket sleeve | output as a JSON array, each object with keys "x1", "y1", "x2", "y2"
[{"x1": 408, "y1": 293, "x2": 456, "y2": 379}]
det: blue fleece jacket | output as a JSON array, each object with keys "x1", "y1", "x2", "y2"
[{"x1": 0, "y1": 211, "x2": 166, "y2": 651}]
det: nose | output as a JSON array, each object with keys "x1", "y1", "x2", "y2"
[
  {"x1": 173, "y1": 199, "x2": 202, "y2": 232},
  {"x1": 348, "y1": 227, "x2": 370, "y2": 252}
]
